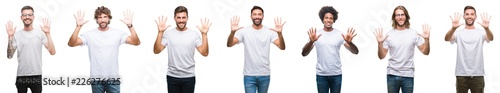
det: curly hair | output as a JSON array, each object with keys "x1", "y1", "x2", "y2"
[
  {"x1": 318, "y1": 6, "x2": 338, "y2": 23},
  {"x1": 94, "y1": 6, "x2": 112, "y2": 19}
]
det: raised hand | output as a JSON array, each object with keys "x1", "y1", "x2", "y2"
[
  {"x1": 74, "y1": 10, "x2": 89, "y2": 26},
  {"x1": 155, "y1": 15, "x2": 170, "y2": 32},
  {"x1": 197, "y1": 18, "x2": 212, "y2": 34},
  {"x1": 374, "y1": 28, "x2": 388, "y2": 43},
  {"x1": 477, "y1": 12, "x2": 491, "y2": 29},
  {"x1": 307, "y1": 27, "x2": 321, "y2": 42},
  {"x1": 269, "y1": 17, "x2": 286, "y2": 32},
  {"x1": 419, "y1": 24, "x2": 431, "y2": 39},
  {"x1": 5, "y1": 20, "x2": 16, "y2": 37},
  {"x1": 231, "y1": 16, "x2": 243, "y2": 32},
  {"x1": 450, "y1": 12, "x2": 464, "y2": 29},
  {"x1": 40, "y1": 18, "x2": 51, "y2": 33},
  {"x1": 342, "y1": 27, "x2": 357, "y2": 43},
  {"x1": 120, "y1": 9, "x2": 134, "y2": 26}
]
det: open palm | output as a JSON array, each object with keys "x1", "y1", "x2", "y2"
[{"x1": 197, "y1": 18, "x2": 212, "y2": 34}]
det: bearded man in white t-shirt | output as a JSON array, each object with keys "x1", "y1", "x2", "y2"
[
  {"x1": 373, "y1": 5, "x2": 431, "y2": 93},
  {"x1": 445, "y1": 5, "x2": 493, "y2": 93}
]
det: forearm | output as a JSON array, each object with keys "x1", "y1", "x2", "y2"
[
  {"x1": 227, "y1": 31, "x2": 236, "y2": 47},
  {"x1": 68, "y1": 26, "x2": 82, "y2": 46},
  {"x1": 200, "y1": 34, "x2": 209, "y2": 56},
  {"x1": 445, "y1": 28, "x2": 457, "y2": 41},
  {"x1": 45, "y1": 33, "x2": 56, "y2": 55},
  {"x1": 7, "y1": 36, "x2": 16, "y2": 59},
  {"x1": 423, "y1": 39, "x2": 430, "y2": 55},
  {"x1": 485, "y1": 28, "x2": 494, "y2": 41},
  {"x1": 377, "y1": 43, "x2": 387, "y2": 59},
  {"x1": 277, "y1": 32, "x2": 285, "y2": 50},
  {"x1": 153, "y1": 31, "x2": 164, "y2": 54},
  {"x1": 347, "y1": 42, "x2": 359, "y2": 54},
  {"x1": 128, "y1": 27, "x2": 141, "y2": 45},
  {"x1": 301, "y1": 41, "x2": 314, "y2": 56}
]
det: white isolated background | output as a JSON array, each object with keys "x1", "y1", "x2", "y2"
[{"x1": 0, "y1": 0, "x2": 499, "y2": 93}]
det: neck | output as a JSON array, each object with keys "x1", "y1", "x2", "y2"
[
  {"x1": 252, "y1": 24, "x2": 263, "y2": 30},
  {"x1": 323, "y1": 27, "x2": 333, "y2": 32},
  {"x1": 98, "y1": 27, "x2": 109, "y2": 31},
  {"x1": 176, "y1": 27, "x2": 187, "y2": 31},
  {"x1": 396, "y1": 26, "x2": 406, "y2": 31},
  {"x1": 23, "y1": 25, "x2": 33, "y2": 31},
  {"x1": 465, "y1": 25, "x2": 475, "y2": 30}
]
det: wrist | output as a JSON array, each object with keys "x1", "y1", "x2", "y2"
[{"x1": 127, "y1": 24, "x2": 133, "y2": 28}]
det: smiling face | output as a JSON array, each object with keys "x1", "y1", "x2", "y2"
[
  {"x1": 21, "y1": 9, "x2": 34, "y2": 26},
  {"x1": 251, "y1": 9, "x2": 263, "y2": 26},
  {"x1": 323, "y1": 13, "x2": 334, "y2": 28},
  {"x1": 463, "y1": 9, "x2": 476, "y2": 26},
  {"x1": 394, "y1": 9, "x2": 406, "y2": 27},
  {"x1": 96, "y1": 13, "x2": 110, "y2": 28},
  {"x1": 174, "y1": 12, "x2": 188, "y2": 30}
]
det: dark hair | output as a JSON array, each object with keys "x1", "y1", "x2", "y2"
[
  {"x1": 318, "y1": 6, "x2": 338, "y2": 23},
  {"x1": 174, "y1": 6, "x2": 188, "y2": 17},
  {"x1": 464, "y1": 5, "x2": 476, "y2": 14},
  {"x1": 251, "y1": 6, "x2": 264, "y2": 14},
  {"x1": 94, "y1": 6, "x2": 112, "y2": 19},
  {"x1": 21, "y1": 5, "x2": 34, "y2": 13},
  {"x1": 391, "y1": 5, "x2": 410, "y2": 29}
]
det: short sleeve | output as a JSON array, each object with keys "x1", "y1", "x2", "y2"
[
  {"x1": 235, "y1": 29, "x2": 244, "y2": 44},
  {"x1": 120, "y1": 31, "x2": 129, "y2": 45},
  {"x1": 161, "y1": 31, "x2": 168, "y2": 46},
  {"x1": 40, "y1": 31, "x2": 48, "y2": 45},
  {"x1": 382, "y1": 33, "x2": 389, "y2": 49},
  {"x1": 382, "y1": 37, "x2": 389, "y2": 49},
  {"x1": 482, "y1": 29, "x2": 490, "y2": 43},
  {"x1": 415, "y1": 34, "x2": 425, "y2": 46},
  {"x1": 79, "y1": 33, "x2": 88, "y2": 46},
  {"x1": 450, "y1": 31, "x2": 458, "y2": 44},
  {"x1": 195, "y1": 32, "x2": 202, "y2": 47},
  {"x1": 270, "y1": 31, "x2": 278, "y2": 43}
]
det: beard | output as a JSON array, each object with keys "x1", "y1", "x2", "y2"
[
  {"x1": 252, "y1": 18, "x2": 262, "y2": 26},
  {"x1": 23, "y1": 18, "x2": 32, "y2": 27},
  {"x1": 465, "y1": 19, "x2": 475, "y2": 26},
  {"x1": 98, "y1": 21, "x2": 110, "y2": 28},
  {"x1": 176, "y1": 22, "x2": 187, "y2": 30}
]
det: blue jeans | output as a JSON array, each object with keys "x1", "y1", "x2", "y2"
[
  {"x1": 387, "y1": 74, "x2": 413, "y2": 93},
  {"x1": 316, "y1": 75, "x2": 342, "y2": 93},
  {"x1": 167, "y1": 75, "x2": 196, "y2": 93},
  {"x1": 91, "y1": 79, "x2": 121, "y2": 93},
  {"x1": 244, "y1": 75, "x2": 270, "y2": 93}
]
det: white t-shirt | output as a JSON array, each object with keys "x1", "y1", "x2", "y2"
[
  {"x1": 161, "y1": 28, "x2": 202, "y2": 78},
  {"x1": 450, "y1": 28, "x2": 488, "y2": 76},
  {"x1": 12, "y1": 29, "x2": 48, "y2": 76},
  {"x1": 234, "y1": 26, "x2": 278, "y2": 76},
  {"x1": 313, "y1": 28, "x2": 345, "y2": 76},
  {"x1": 383, "y1": 28, "x2": 424, "y2": 77},
  {"x1": 80, "y1": 27, "x2": 129, "y2": 78}
]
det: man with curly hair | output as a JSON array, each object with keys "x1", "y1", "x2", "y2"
[
  {"x1": 301, "y1": 6, "x2": 359, "y2": 93},
  {"x1": 68, "y1": 6, "x2": 141, "y2": 93}
]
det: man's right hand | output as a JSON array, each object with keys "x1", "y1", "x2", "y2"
[
  {"x1": 74, "y1": 10, "x2": 89, "y2": 27},
  {"x1": 155, "y1": 15, "x2": 170, "y2": 32},
  {"x1": 231, "y1": 15, "x2": 243, "y2": 32},
  {"x1": 5, "y1": 20, "x2": 16, "y2": 38}
]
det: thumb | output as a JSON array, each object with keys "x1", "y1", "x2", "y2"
[{"x1": 317, "y1": 34, "x2": 322, "y2": 38}]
